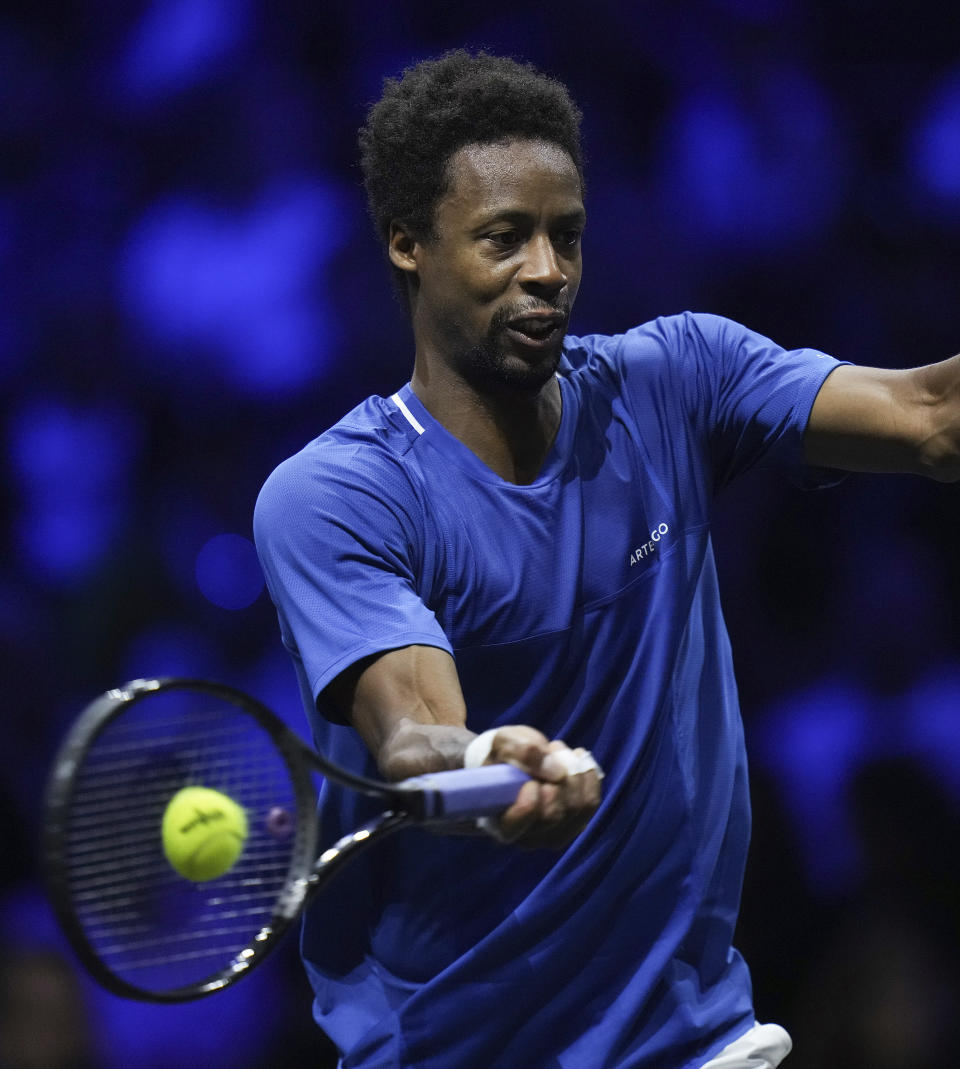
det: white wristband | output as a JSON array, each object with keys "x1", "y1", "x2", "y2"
[
  {"x1": 463, "y1": 729, "x2": 512, "y2": 841},
  {"x1": 463, "y1": 728, "x2": 500, "y2": 769}
]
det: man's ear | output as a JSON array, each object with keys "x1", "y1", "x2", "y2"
[{"x1": 388, "y1": 222, "x2": 421, "y2": 274}]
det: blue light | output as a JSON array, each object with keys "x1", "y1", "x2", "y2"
[
  {"x1": 756, "y1": 664, "x2": 960, "y2": 897},
  {"x1": 118, "y1": 180, "x2": 346, "y2": 395},
  {"x1": 195, "y1": 533, "x2": 264, "y2": 610},
  {"x1": 659, "y1": 71, "x2": 844, "y2": 250},
  {"x1": 117, "y1": 0, "x2": 251, "y2": 104},
  {"x1": 755, "y1": 679, "x2": 872, "y2": 894},
  {"x1": 674, "y1": 93, "x2": 753, "y2": 231},
  {"x1": 903, "y1": 667, "x2": 960, "y2": 802},
  {"x1": 9, "y1": 401, "x2": 139, "y2": 495},
  {"x1": 218, "y1": 295, "x2": 328, "y2": 393},
  {"x1": 121, "y1": 623, "x2": 222, "y2": 683},
  {"x1": 7, "y1": 401, "x2": 140, "y2": 585},
  {"x1": 18, "y1": 504, "x2": 120, "y2": 584},
  {"x1": 911, "y1": 70, "x2": 960, "y2": 204}
]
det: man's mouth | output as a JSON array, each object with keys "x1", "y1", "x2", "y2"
[{"x1": 504, "y1": 312, "x2": 565, "y2": 348}]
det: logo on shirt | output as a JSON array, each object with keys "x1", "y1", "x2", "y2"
[{"x1": 630, "y1": 523, "x2": 670, "y2": 566}]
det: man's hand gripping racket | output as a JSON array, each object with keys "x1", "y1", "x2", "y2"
[{"x1": 42, "y1": 678, "x2": 601, "y2": 1003}]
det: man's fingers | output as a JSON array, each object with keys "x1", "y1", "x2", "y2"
[
  {"x1": 497, "y1": 775, "x2": 601, "y2": 845},
  {"x1": 496, "y1": 780, "x2": 540, "y2": 841},
  {"x1": 465, "y1": 726, "x2": 604, "y2": 847},
  {"x1": 566, "y1": 757, "x2": 603, "y2": 811},
  {"x1": 488, "y1": 728, "x2": 556, "y2": 775}
]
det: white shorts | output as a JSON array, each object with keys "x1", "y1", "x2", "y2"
[{"x1": 699, "y1": 1021, "x2": 792, "y2": 1068}]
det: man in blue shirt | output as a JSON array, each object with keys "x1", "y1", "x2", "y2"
[{"x1": 254, "y1": 50, "x2": 960, "y2": 1068}]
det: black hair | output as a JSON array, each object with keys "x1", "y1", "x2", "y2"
[{"x1": 359, "y1": 49, "x2": 584, "y2": 295}]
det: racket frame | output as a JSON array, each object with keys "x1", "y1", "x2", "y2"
[{"x1": 43, "y1": 678, "x2": 324, "y2": 1001}]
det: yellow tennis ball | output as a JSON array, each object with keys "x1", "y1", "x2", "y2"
[{"x1": 161, "y1": 786, "x2": 248, "y2": 882}]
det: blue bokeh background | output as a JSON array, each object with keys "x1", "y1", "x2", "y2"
[{"x1": 3, "y1": 2, "x2": 959, "y2": 1065}]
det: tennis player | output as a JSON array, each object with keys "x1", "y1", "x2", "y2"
[{"x1": 254, "y1": 50, "x2": 960, "y2": 1069}]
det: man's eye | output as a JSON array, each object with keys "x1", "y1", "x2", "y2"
[
  {"x1": 488, "y1": 230, "x2": 520, "y2": 247},
  {"x1": 558, "y1": 229, "x2": 582, "y2": 247}
]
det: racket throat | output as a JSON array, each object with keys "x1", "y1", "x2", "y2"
[{"x1": 306, "y1": 811, "x2": 410, "y2": 897}]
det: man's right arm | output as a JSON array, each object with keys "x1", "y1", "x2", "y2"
[
  {"x1": 323, "y1": 643, "x2": 602, "y2": 848},
  {"x1": 256, "y1": 454, "x2": 601, "y2": 848},
  {"x1": 805, "y1": 357, "x2": 960, "y2": 481}
]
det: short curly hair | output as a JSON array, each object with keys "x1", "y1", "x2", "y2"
[{"x1": 359, "y1": 49, "x2": 584, "y2": 292}]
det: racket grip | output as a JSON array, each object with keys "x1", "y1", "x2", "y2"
[{"x1": 400, "y1": 764, "x2": 530, "y2": 820}]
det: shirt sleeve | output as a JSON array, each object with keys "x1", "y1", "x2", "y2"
[
  {"x1": 638, "y1": 312, "x2": 848, "y2": 490},
  {"x1": 253, "y1": 442, "x2": 452, "y2": 718}
]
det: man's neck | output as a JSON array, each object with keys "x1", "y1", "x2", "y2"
[{"x1": 410, "y1": 365, "x2": 562, "y2": 485}]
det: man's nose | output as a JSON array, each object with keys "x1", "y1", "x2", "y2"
[{"x1": 518, "y1": 234, "x2": 565, "y2": 294}]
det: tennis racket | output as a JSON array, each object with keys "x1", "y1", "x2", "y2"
[{"x1": 43, "y1": 676, "x2": 529, "y2": 1003}]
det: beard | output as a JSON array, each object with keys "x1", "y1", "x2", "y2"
[{"x1": 450, "y1": 302, "x2": 568, "y2": 396}]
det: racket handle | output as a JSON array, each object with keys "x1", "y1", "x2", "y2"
[{"x1": 400, "y1": 764, "x2": 530, "y2": 820}]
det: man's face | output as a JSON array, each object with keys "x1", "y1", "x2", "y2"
[{"x1": 404, "y1": 138, "x2": 585, "y2": 394}]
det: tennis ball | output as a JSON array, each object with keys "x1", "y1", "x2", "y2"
[{"x1": 161, "y1": 786, "x2": 248, "y2": 882}]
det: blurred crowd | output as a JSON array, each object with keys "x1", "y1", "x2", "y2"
[{"x1": 2, "y1": 1, "x2": 959, "y2": 1065}]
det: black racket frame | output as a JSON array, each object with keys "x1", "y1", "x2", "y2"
[{"x1": 43, "y1": 677, "x2": 422, "y2": 1002}]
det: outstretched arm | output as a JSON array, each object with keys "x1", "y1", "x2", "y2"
[
  {"x1": 324, "y1": 643, "x2": 602, "y2": 848},
  {"x1": 805, "y1": 356, "x2": 960, "y2": 481}
]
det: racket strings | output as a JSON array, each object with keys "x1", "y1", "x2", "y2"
[{"x1": 56, "y1": 690, "x2": 310, "y2": 993}]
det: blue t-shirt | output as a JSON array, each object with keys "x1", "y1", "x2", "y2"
[{"x1": 254, "y1": 312, "x2": 843, "y2": 1069}]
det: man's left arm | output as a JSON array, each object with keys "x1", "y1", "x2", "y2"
[{"x1": 805, "y1": 356, "x2": 960, "y2": 482}]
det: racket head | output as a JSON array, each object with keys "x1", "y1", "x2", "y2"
[{"x1": 43, "y1": 678, "x2": 319, "y2": 1002}]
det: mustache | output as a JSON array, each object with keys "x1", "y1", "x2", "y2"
[{"x1": 490, "y1": 298, "x2": 571, "y2": 332}]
